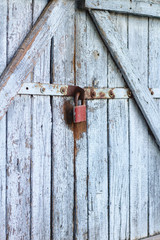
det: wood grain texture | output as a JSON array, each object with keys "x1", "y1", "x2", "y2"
[
  {"x1": 0, "y1": 1, "x2": 7, "y2": 239},
  {"x1": 31, "y1": 45, "x2": 51, "y2": 239},
  {"x1": 89, "y1": 10, "x2": 160, "y2": 148},
  {"x1": 148, "y1": 18, "x2": 160, "y2": 236},
  {"x1": 86, "y1": 13, "x2": 108, "y2": 240},
  {"x1": 6, "y1": 1, "x2": 32, "y2": 239},
  {"x1": 75, "y1": 10, "x2": 88, "y2": 240},
  {"x1": 0, "y1": 0, "x2": 74, "y2": 121},
  {"x1": 129, "y1": 15, "x2": 149, "y2": 239},
  {"x1": 31, "y1": 1, "x2": 51, "y2": 239},
  {"x1": 108, "y1": 13, "x2": 129, "y2": 240},
  {"x1": 87, "y1": 100, "x2": 108, "y2": 240},
  {"x1": 1, "y1": 1, "x2": 160, "y2": 239},
  {"x1": 85, "y1": 0, "x2": 160, "y2": 18},
  {"x1": 52, "y1": 2, "x2": 75, "y2": 239}
]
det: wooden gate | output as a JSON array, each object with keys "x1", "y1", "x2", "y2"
[{"x1": 0, "y1": 0, "x2": 160, "y2": 239}]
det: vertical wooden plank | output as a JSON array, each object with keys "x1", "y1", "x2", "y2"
[
  {"x1": 52, "y1": 2, "x2": 75, "y2": 239},
  {"x1": 0, "y1": 1, "x2": 7, "y2": 239},
  {"x1": 86, "y1": 14, "x2": 108, "y2": 240},
  {"x1": 87, "y1": 100, "x2": 108, "y2": 240},
  {"x1": 31, "y1": 44, "x2": 51, "y2": 239},
  {"x1": 108, "y1": 13, "x2": 129, "y2": 240},
  {"x1": 6, "y1": 1, "x2": 32, "y2": 239},
  {"x1": 31, "y1": 1, "x2": 51, "y2": 239},
  {"x1": 148, "y1": 18, "x2": 160, "y2": 236},
  {"x1": 75, "y1": 9, "x2": 88, "y2": 240},
  {"x1": 129, "y1": 15, "x2": 149, "y2": 239}
]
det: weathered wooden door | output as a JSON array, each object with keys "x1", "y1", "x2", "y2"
[{"x1": 0, "y1": 0, "x2": 160, "y2": 239}]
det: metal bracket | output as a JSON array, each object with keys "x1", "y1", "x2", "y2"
[
  {"x1": 19, "y1": 83, "x2": 85, "y2": 100},
  {"x1": 18, "y1": 83, "x2": 160, "y2": 100}
]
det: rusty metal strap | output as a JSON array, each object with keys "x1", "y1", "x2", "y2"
[{"x1": 18, "y1": 83, "x2": 159, "y2": 100}]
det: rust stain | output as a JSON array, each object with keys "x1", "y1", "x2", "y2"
[
  {"x1": 74, "y1": 122, "x2": 87, "y2": 141},
  {"x1": 99, "y1": 92, "x2": 106, "y2": 98},
  {"x1": 90, "y1": 88, "x2": 96, "y2": 98},
  {"x1": 127, "y1": 90, "x2": 132, "y2": 98},
  {"x1": 109, "y1": 89, "x2": 115, "y2": 99},
  {"x1": 74, "y1": 141, "x2": 78, "y2": 159},
  {"x1": 40, "y1": 87, "x2": 46, "y2": 93},
  {"x1": 84, "y1": 89, "x2": 90, "y2": 99},
  {"x1": 35, "y1": 82, "x2": 43, "y2": 88},
  {"x1": 60, "y1": 86, "x2": 67, "y2": 94},
  {"x1": 63, "y1": 100, "x2": 74, "y2": 131},
  {"x1": 149, "y1": 88, "x2": 154, "y2": 96},
  {"x1": 63, "y1": 101, "x2": 86, "y2": 141},
  {"x1": 77, "y1": 61, "x2": 81, "y2": 69}
]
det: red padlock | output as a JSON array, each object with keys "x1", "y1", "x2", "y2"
[{"x1": 73, "y1": 92, "x2": 86, "y2": 123}]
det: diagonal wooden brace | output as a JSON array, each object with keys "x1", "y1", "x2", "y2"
[
  {"x1": 89, "y1": 10, "x2": 160, "y2": 148},
  {"x1": 81, "y1": 0, "x2": 160, "y2": 19},
  {"x1": 0, "y1": 0, "x2": 74, "y2": 120}
]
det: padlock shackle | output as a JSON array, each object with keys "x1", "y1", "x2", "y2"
[
  {"x1": 67, "y1": 86, "x2": 85, "y2": 101},
  {"x1": 75, "y1": 92, "x2": 81, "y2": 106}
]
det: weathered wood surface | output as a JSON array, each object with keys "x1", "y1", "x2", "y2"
[
  {"x1": 89, "y1": 10, "x2": 160, "y2": 148},
  {"x1": 0, "y1": 1, "x2": 7, "y2": 239},
  {"x1": 75, "y1": 9, "x2": 88, "y2": 240},
  {"x1": 31, "y1": 0, "x2": 51, "y2": 239},
  {"x1": 31, "y1": 45, "x2": 51, "y2": 239},
  {"x1": 108, "y1": 13, "x2": 129, "y2": 240},
  {"x1": 148, "y1": 18, "x2": 160, "y2": 236},
  {"x1": 0, "y1": 0, "x2": 74, "y2": 121},
  {"x1": 1, "y1": 1, "x2": 160, "y2": 239},
  {"x1": 129, "y1": 15, "x2": 149, "y2": 239},
  {"x1": 6, "y1": 1, "x2": 32, "y2": 239},
  {"x1": 86, "y1": 14, "x2": 108, "y2": 240},
  {"x1": 51, "y1": 3, "x2": 75, "y2": 239},
  {"x1": 85, "y1": 0, "x2": 160, "y2": 18}
]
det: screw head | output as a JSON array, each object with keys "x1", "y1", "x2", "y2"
[
  {"x1": 127, "y1": 90, "x2": 132, "y2": 98},
  {"x1": 109, "y1": 90, "x2": 115, "y2": 99},
  {"x1": 40, "y1": 87, "x2": 45, "y2": 93},
  {"x1": 91, "y1": 89, "x2": 96, "y2": 98},
  {"x1": 60, "y1": 87, "x2": 65, "y2": 94}
]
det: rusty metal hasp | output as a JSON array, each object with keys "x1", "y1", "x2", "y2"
[{"x1": 59, "y1": 84, "x2": 86, "y2": 123}]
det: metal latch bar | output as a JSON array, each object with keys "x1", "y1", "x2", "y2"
[{"x1": 18, "y1": 83, "x2": 159, "y2": 100}]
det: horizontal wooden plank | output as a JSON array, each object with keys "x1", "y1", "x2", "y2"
[
  {"x1": 0, "y1": 0, "x2": 74, "y2": 120},
  {"x1": 141, "y1": 234, "x2": 160, "y2": 240},
  {"x1": 89, "y1": 10, "x2": 160, "y2": 147},
  {"x1": 85, "y1": 0, "x2": 160, "y2": 18},
  {"x1": 18, "y1": 83, "x2": 160, "y2": 99}
]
